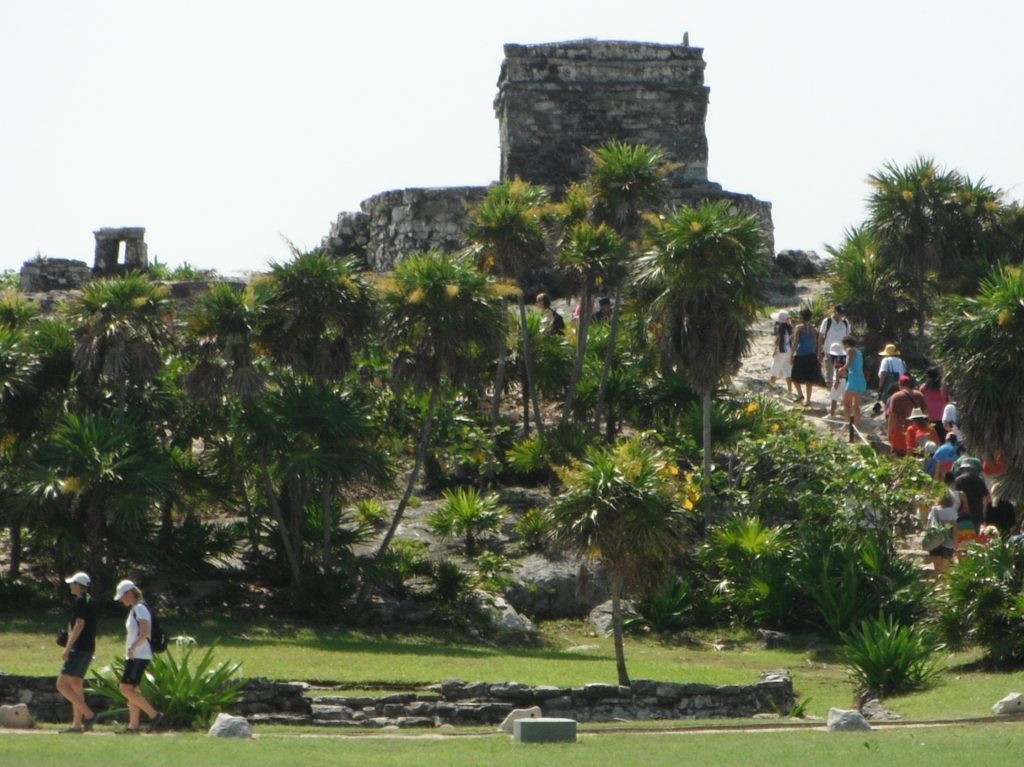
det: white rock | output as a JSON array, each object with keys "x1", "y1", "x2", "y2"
[
  {"x1": 497, "y1": 706, "x2": 542, "y2": 734},
  {"x1": 0, "y1": 703, "x2": 33, "y2": 729},
  {"x1": 481, "y1": 594, "x2": 536, "y2": 635},
  {"x1": 207, "y1": 712, "x2": 253, "y2": 738},
  {"x1": 826, "y1": 707, "x2": 872, "y2": 732},
  {"x1": 993, "y1": 692, "x2": 1024, "y2": 715}
]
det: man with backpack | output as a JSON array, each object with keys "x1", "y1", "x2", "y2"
[{"x1": 818, "y1": 304, "x2": 851, "y2": 388}]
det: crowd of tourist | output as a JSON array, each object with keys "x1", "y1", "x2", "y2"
[{"x1": 768, "y1": 303, "x2": 1017, "y2": 577}]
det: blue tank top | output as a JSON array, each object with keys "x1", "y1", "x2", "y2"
[
  {"x1": 795, "y1": 326, "x2": 817, "y2": 355},
  {"x1": 846, "y1": 349, "x2": 867, "y2": 392}
]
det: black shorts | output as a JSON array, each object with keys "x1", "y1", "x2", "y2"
[
  {"x1": 121, "y1": 658, "x2": 151, "y2": 686},
  {"x1": 60, "y1": 650, "x2": 93, "y2": 678},
  {"x1": 929, "y1": 545, "x2": 955, "y2": 559}
]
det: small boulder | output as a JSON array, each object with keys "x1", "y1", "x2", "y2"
[
  {"x1": 208, "y1": 712, "x2": 253, "y2": 739},
  {"x1": 480, "y1": 594, "x2": 536, "y2": 635},
  {"x1": 0, "y1": 703, "x2": 33, "y2": 729},
  {"x1": 860, "y1": 698, "x2": 901, "y2": 721},
  {"x1": 756, "y1": 629, "x2": 787, "y2": 649},
  {"x1": 497, "y1": 706, "x2": 542, "y2": 734},
  {"x1": 992, "y1": 692, "x2": 1024, "y2": 715},
  {"x1": 587, "y1": 599, "x2": 635, "y2": 634},
  {"x1": 826, "y1": 707, "x2": 872, "y2": 732},
  {"x1": 774, "y1": 249, "x2": 828, "y2": 279}
]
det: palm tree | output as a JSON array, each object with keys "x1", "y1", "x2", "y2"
[
  {"x1": 636, "y1": 201, "x2": 766, "y2": 488},
  {"x1": 256, "y1": 250, "x2": 375, "y2": 382},
  {"x1": 469, "y1": 179, "x2": 550, "y2": 435},
  {"x1": 587, "y1": 141, "x2": 676, "y2": 432},
  {"x1": 934, "y1": 265, "x2": 1024, "y2": 499},
  {"x1": 373, "y1": 250, "x2": 505, "y2": 565},
  {"x1": 867, "y1": 156, "x2": 961, "y2": 337},
  {"x1": 548, "y1": 436, "x2": 689, "y2": 685},
  {"x1": 825, "y1": 226, "x2": 917, "y2": 353},
  {"x1": 66, "y1": 273, "x2": 172, "y2": 408},
  {"x1": 557, "y1": 221, "x2": 627, "y2": 423}
]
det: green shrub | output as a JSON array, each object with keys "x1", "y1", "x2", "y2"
[
  {"x1": 351, "y1": 499, "x2": 389, "y2": 529},
  {"x1": 473, "y1": 551, "x2": 514, "y2": 591},
  {"x1": 88, "y1": 645, "x2": 244, "y2": 729},
  {"x1": 624, "y1": 577, "x2": 695, "y2": 634},
  {"x1": 430, "y1": 558, "x2": 473, "y2": 602},
  {"x1": 514, "y1": 508, "x2": 550, "y2": 552},
  {"x1": 933, "y1": 539, "x2": 1024, "y2": 667},
  {"x1": 427, "y1": 487, "x2": 505, "y2": 556},
  {"x1": 838, "y1": 613, "x2": 944, "y2": 695}
]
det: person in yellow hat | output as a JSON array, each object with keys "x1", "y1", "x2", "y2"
[{"x1": 876, "y1": 343, "x2": 907, "y2": 405}]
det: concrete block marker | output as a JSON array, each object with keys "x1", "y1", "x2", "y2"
[{"x1": 513, "y1": 717, "x2": 577, "y2": 743}]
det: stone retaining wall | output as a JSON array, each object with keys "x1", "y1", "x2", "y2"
[{"x1": 1, "y1": 671, "x2": 792, "y2": 728}]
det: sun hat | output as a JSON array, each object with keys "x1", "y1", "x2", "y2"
[
  {"x1": 829, "y1": 342, "x2": 844, "y2": 356},
  {"x1": 956, "y1": 456, "x2": 983, "y2": 474},
  {"x1": 64, "y1": 572, "x2": 90, "y2": 588},
  {"x1": 923, "y1": 441, "x2": 938, "y2": 455},
  {"x1": 907, "y1": 407, "x2": 928, "y2": 420},
  {"x1": 770, "y1": 309, "x2": 790, "y2": 323},
  {"x1": 879, "y1": 343, "x2": 900, "y2": 356},
  {"x1": 113, "y1": 579, "x2": 137, "y2": 601}
]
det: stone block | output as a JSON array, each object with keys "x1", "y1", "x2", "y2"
[
  {"x1": 498, "y1": 705, "x2": 542, "y2": 733},
  {"x1": 513, "y1": 717, "x2": 577, "y2": 743},
  {"x1": 0, "y1": 703, "x2": 33, "y2": 729}
]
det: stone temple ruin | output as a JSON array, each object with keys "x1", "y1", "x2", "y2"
[
  {"x1": 20, "y1": 226, "x2": 149, "y2": 293},
  {"x1": 324, "y1": 39, "x2": 773, "y2": 270}
]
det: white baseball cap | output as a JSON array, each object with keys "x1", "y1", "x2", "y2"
[
  {"x1": 64, "y1": 572, "x2": 90, "y2": 588},
  {"x1": 113, "y1": 579, "x2": 137, "y2": 600}
]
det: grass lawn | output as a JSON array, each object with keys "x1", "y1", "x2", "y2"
[
  {"x1": 3, "y1": 724, "x2": 1024, "y2": 767},
  {"x1": 5, "y1": 608, "x2": 1024, "y2": 721}
]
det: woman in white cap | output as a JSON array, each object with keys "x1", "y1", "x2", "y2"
[
  {"x1": 114, "y1": 579, "x2": 163, "y2": 733},
  {"x1": 768, "y1": 309, "x2": 794, "y2": 396},
  {"x1": 57, "y1": 572, "x2": 98, "y2": 733}
]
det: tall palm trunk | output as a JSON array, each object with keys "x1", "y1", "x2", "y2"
[
  {"x1": 321, "y1": 483, "x2": 334, "y2": 573},
  {"x1": 610, "y1": 571, "x2": 630, "y2": 686},
  {"x1": 702, "y1": 388, "x2": 713, "y2": 497},
  {"x1": 593, "y1": 283, "x2": 623, "y2": 438},
  {"x1": 8, "y1": 523, "x2": 21, "y2": 578},
  {"x1": 375, "y1": 387, "x2": 440, "y2": 561},
  {"x1": 257, "y1": 454, "x2": 302, "y2": 591},
  {"x1": 563, "y1": 286, "x2": 593, "y2": 422},
  {"x1": 516, "y1": 289, "x2": 545, "y2": 436}
]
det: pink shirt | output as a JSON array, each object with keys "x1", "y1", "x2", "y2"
[{"x1": 920, "y1": 386, "x2": 949, "y2": 421}]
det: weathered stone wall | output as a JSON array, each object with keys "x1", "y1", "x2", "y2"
[
  {"x1": 1, "y1": 672, "x2": 792, "y2": 728},
  {"x1": 305, "y1": 673, "x2": 794, "y2": 728},
  {"x1": 19, "y1": 258, "x2": 93, "y2": 292},
  {"x1": 495, "y1": 40, "x2": 711, "y2": 190},
  {"x1": 324, "y1": 187, "x2": 487, "y2": 271}
]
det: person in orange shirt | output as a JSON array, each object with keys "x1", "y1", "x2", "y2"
[{"x1": 905, "y1": 408, "x2": 940, "y2": 455}]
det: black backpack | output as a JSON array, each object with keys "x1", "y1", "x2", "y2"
[{"x1": 134, "y1": 602, "x2": 169, "y2": 653}]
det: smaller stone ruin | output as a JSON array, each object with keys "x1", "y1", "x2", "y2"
[{"x1": 93, "y1": 226, "x2": 148, "y2": 275}]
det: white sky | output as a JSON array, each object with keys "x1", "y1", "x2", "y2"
[{"x1": 2, "y1": 1, "x2": 1021, "y2": 275}]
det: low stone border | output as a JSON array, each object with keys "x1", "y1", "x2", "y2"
[{"x1": 1, "y1": 671, "x2": 793, "y2": 728}]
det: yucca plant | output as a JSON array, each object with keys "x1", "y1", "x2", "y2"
[
  {"x1": 838, "y1": 613, "x2": 945, "y2": 696},
  {"x1": 624, "y1": 577, "x2": 694, "y2": 634},
  {"x1": 427, "y1": 487, "x2": 505, "y2": 556},
  {"x1": 514, "y1": 508, "x2": 550, "y2": 552},
  {"x1": 88, "y1": 645, "x2": 244, "y2": 729}
]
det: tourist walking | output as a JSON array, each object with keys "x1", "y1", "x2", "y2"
[
  {"x1": 56, "y1": 572, "x2": 98, "y2": 733},
  {"x1": 828, "y1": 342, "x2": 846, "y2": 417},
  {"x1": 535, "y1": 292, "x2": 565, "y2": 336},
  {"x1": 925, "y1": 491, "x2": 959, "y2": 576},
  {"x1": 789, "y1": 308, "x2": 824, "y2": 404},
  {"x1": 114, "y1": 579, "x2": 163, "y2": 734},
  {"x1": 919, "y1": 367, "x2": 950, "y2": 442},
  {"x1": 768, "y1": 310, "x2": 793, "y2": 395},
  {"x1": 885, "y1": 375, "x2": 925, "y2": 457},
  {"x1": 837, "y1": 336, "x2": 867, "y2": 430},
  {"x1": 876, "y1": 343, "x2": 907, "y2": 408},
  {"x1": 818, "y1": 304, "x2": 851, "y2": 387}
]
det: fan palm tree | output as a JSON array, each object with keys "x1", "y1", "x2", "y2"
[
  {"x1": 548, "y1": 436, "x2": 689, "y2": 685},
  {"x1": 636, "y1": 201, "x2": 766, "y2": 489},
  {"x1": 66, "y1": 274, "x2": 172, "y2": 408},
  {"x1": 373, "y1": 250, "x2": 505, "y2": 564},
  {"x1": 934, "y1": 265, "x2": 1024, "y2": 499},
  {"x1": 825, "y1": 226, "x2": 917, "y2": 353},
  {"x1": 256, "y1": 250, "x2": 375, "y2": 382},
  {"x1": 469, "y1": 179, "x2": 550, "y2": 435},
  {"x1": 867, "y1": 156, "x2": 961, "y2": 336},
  {"x1": 587, "y1": 141, "x2": 676, "y2": 432}
]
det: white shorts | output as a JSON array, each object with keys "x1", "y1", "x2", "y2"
[
  {"x1": 830, "y1": 377, "x2": 847, "y2": 403},
  {"x1": 769, "y1": 351, "x2": 792, "y2": 379}
]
